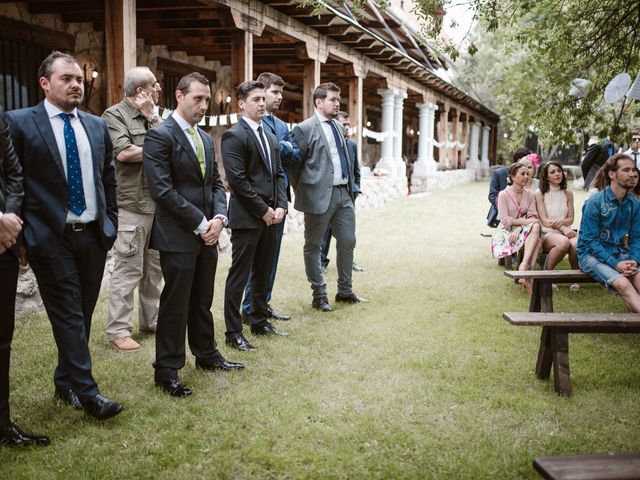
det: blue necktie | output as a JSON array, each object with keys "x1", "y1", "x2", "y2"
[
  {"x1": 326, "y1": 120, "x2": 348, "y2": 179},
  {"x1": 59, "y1": 113, "x2": 86, "y2": 216}
]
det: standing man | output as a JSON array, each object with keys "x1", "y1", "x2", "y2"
[
  {"x1": 578, "y1": 154, "x2": 640, "y2": 311},
  {"x1": 240, "y1": 72, "x2": 300, "y2": 323},
  {"x1": 320, "y1": 110, "x2": 362, "y2": 273},
  {"x1": 0, "y1": 106, "x2": 50, "y2": 446},
  {"x1": 291, "y1": 83, "x2": 367, "y2": 312},
  {"x1": 7, "y1": 51, "x2": 123, "y2": 420},
  {"x1": 103, "y1": 66, "x2": 163, "y2": 352},
  {"x1": 222, "y1": 80, "x2": 289, "y2": 352},
  {"x1": 624, "y1": 128, "x2": 640, "y2": 167},
  {"x1": 144, "y1": 72, "x2": 243, "y2": 398}
]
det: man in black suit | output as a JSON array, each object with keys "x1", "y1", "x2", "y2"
[
  {"x1": 144, "y1": 72, "x2": 243, "y2": 397},
  {"x1": 221, "y1": 81, "x2": 289, "y2": 351},
  {"x1": 0, "y1": 107, "x2": 50, "y2": 446},
  {"x1": 6, "y1": 52, "x2": 123, "y2": 421}
]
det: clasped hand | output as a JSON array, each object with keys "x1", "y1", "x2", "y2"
[
  {"x1": 616, "y1": 259, "x2": 638, "y2": 277},
  {"x1": 0, "y1": 213, "x2": 23, "y2": 254},
  {"x1": 200, "y1": 218, "x2": 224, "y2": 246},
  {"x1": 262, "y1": 207, "x2": 285, "y2": 226}
]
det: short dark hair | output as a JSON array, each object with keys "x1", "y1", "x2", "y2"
[
  {"x1": 312, "y1": 82, "x2": 340, "y2": 104},
  {"x1": 506, "y1": 163, "x2": 527, "y2": 185},
  {"x1": 38, "y1": 51, "x2": 77, "y2": 80},
  {"x1": 337, "y1": 111, "x2": 349, "y2": 119},
  {"x1": 604, "y1": 153, "x2": 635, "y2": 186},
  {"x1": 512, "y1": 147, "x2": 532, "y2": 163},
  {"x1": 235, "y1": 80, "x2": 265, "y2": 102},
  {"x1": 539, "y1": 161, "x2": 567, "y2": 194},
  {"x1": 176, "y1": 72, "x2": 209, "y2": 95},
  {"x1": 256, "y1": 72, "x2": 284, "y2": 90}
]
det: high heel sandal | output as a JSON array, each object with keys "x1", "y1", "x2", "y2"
[{"x1": 569, "y1": 283, "x2": 581, "y2": 292}]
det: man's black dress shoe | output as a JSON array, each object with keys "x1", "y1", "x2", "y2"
[
  {"x1": 335, "y1": 292, "x2": 368, "y2": 304},
  {"x1": 352, "y1": 262, "x2": 365, "y2": 272},
  {"x1": 80, "y1": 394, "x2": 124, "y2": 420},
  {"x1": 266, "y1": 304, "x2": 291, "y2": 321},
  {"x1": 0, "y1": 422, "x2": 50, "y2": 447},
  {"x1": 196, "y1": 356, "x2": 245, "y2": 372},
  {"x1": 225, "y1": 333, "x2": 256, "y2": 351},
  {"x1": 55, "y1": 387, "x2": 83, "y2": 410},
  {"x1": 250, "y1": 322, "x2": 289, "y2": 336},
  {"x1": 155, "y1": 378, "x2": 192, "y2": 397},
  {"x1": 312, "y1": 296, "x2": 333, "y2": 312}
]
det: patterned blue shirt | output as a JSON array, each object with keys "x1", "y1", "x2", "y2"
[{"x1": 577, "y1": 187, "x2": 640, "y2": 268}]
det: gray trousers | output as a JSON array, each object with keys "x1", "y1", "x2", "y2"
[
  {"x1": 303, "y1": 186, "x2": 356, "y2": 298},
  {"x1": 106, "y1": 208, "x2": 162, "y2": 340}
]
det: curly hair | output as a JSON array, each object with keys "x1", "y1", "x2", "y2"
[{"x1": 538, "y1": 161, "x2": 567, "y2": 194}]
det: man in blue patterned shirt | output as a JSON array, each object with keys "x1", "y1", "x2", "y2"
[{"x1": 578, "y1": 154, "x2": 640, "y2": 311}]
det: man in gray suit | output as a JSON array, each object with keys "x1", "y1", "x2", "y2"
[{"x1": 292, "y1": 83, "x2": 367, "y2": 312}]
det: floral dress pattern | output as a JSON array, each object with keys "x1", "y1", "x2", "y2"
[{"x1": 491, "y1": 188, "x2": 537, "y2": 259}]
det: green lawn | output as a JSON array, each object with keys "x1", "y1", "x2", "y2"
[{"x1": 2, "y1": 180, "x2": 639, "y2": 479}]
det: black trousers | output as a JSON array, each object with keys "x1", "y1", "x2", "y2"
[
  {"x1": 224, "y1": 225, "x2": 277, "y2": 335},
  {"x1": 154, "y1": 245, "x2": 219, "y2": 382},
  {"x1": 28, "y1": 223, "x2": 106, "y2": 401},
  {"x1": 0, "y1": 251, "x2": 19, "y2": 427}
]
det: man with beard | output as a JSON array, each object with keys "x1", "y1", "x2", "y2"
[
  {"x1": 7, "y1": 51, "x2": 123, "y2": 420},
  {"x1": 578, "y1": 154, "x2": 640, "y2": 311},
  {"x1": 291, "y1": 83, "x2": 366, "y2": 312},
  {"x1": 103, "y1": 67, "x2": 163, "y2": 351}
]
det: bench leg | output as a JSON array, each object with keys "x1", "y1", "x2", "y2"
[
  {"x1": 504, "y1": 254, "x2": 513, "y2": 270},
  {"x1": 529, "y1": 280, "x2": 541, "y2": 312},
  {"x1": 535, "y1": 327, "x2": 553, "y2": 380},
  {"x1": 551, "y1": 329, "x2": 572, "y2": 396}
]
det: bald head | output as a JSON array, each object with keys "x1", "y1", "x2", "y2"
[{"x1": 124, "y1": 67, "x2": 157, "y2": 98}]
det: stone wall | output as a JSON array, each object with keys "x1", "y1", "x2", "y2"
[{"x1": 411, "y1": 169, "x2": 479, "y2": 193}]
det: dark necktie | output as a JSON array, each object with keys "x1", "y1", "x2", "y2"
[
  {"x1": 59, "y1": 113, "x2": 86, "y2": 216},
  {"x1": 634, "y1": 152, "x2": 638, "y2": 164},
  {"x1": 257, "y1": 125, "x2": 271, "y2": 172},
  {"x1": 325, "y1": 120, "x2": 348, "y2": 179}
]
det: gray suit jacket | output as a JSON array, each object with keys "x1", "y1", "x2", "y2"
[{"x1": 291, "y1": 115, "x2": 356, "y2": 214}]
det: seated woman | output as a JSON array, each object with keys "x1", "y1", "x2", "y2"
[
  {"x1": 491, "y1": 163, "x2": 542, "y2": 293},
  {"x1": 517, "y1": 153, "x2": 541, "y2": 192},
  {"x1": 535, "y1": 161, "x2": 580, "y2": 291}
]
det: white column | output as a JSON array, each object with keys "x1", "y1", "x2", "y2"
[
  {"x1": 467, "y1": 122, "x2": 481, "y2": 169},
  {"x1": 480, "y1": 125, "x2": 491, "y2": 174},
  {"x1": 413, "y1": 102, "x2": 438, "y2": 176},
  {"x1": 376, "y1": 88, "x2": 396, "y2": 175},
  {"x1": 392, "y1": 90, "x2": 408, "y2": 177}
]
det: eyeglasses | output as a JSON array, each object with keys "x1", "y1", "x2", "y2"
[{"x1": 632, "y1": 137, "x2": 640, "y2": 142}]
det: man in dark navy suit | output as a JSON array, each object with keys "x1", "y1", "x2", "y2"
[
  {"x1": 7, "y1": 52, "x2": 123, "y2": 421},
  {"x1": 0, "y1": 106, "x2": 50, "y2": 446},
  {"x1": 240, "y1": 72, "x2": 300, "y2": 323}
]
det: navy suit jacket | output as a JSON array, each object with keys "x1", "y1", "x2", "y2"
[
  {"x1": 262, "y1": 114, "x2": 300, "y2": 200},
  {"x1": 488, "y1": 166, "x2": 509, "y2": 208},
  {"x1": 346, "y1": 138, "x2": 361, "y2": 194},
  {"x1": 221, "y1": 117, "x2": 287, "y2": 229},
  {"x1": 0, "y1": 107, "x2": 22, "y2": 216},
  {"x1": 6, "y1": 102, "x2": 117, "y2": 257},
  {"x1": 143, "y1": 115, "x2": 227, "y2": 253}
]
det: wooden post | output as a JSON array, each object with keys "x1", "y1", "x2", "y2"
[
  {"x1": 104, "y1": 0, "x2": 136, "y2": 106},
  {"x1": 231, "y1": 30, "x2": 253, "y2": 96},
  {"x1": 348, "y1": 73, "x2": 364, "y2": 162},
  {"x1": 438, "y1": 104, "x2": 449, "y2": 169},
  {"x1": 303, "y1": 59, "x2": 320, "y2": 119}
]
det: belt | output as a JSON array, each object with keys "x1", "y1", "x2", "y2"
[
  {"x1": 333, "y1": 184, "x2": 348, "y2": 189},
  {"x1": 65, "y1": 221, "x2": 96, "y2": 232}
]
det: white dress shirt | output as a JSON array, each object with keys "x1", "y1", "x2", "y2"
[
  {"x1": 624, "y1": 148, "x2": 640, "y2": 168},
  {"x1": 241, "y1": 116, "x2": 271, "y2": 172},
  {"x1": 44, "y1": 99, "x2": 97, "y2": 223},
  {"x1": 315, "y1": 111, "x2": 348, "y2": 186},
  {"x1": 171, "y1": 112, "x2": 227, "y2": 234}
]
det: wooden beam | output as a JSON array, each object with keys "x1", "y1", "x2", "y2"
[
  {"x1": 230, "y1": 30, "x2": 253, "y2": 93},
  {"x1": 105, "y1": 0, "x2": 136, "y2": 106},
  {"x1": 303, "y1": 59, "x2": 320, "y2": 119},
  {"x1": 0, "y1": 16, "x2": 74, "y2": 51},
  {"x1": 156, "y1": 57, "x2": 217, "y2": 82}
]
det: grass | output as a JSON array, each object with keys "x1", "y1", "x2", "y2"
[{"x1": 2, "y1": 180, "x2": 639, "y2": 479}]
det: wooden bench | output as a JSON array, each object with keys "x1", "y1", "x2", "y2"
[
  {"x1": 504, "y1": 312, "x2": 640, "y2": 395},
  {"x1": 534, "y1": 451, "x2": 640, "y2": 479},
  {"x1": 504, "y1": 270, "x2": 597, "y2": 312}
]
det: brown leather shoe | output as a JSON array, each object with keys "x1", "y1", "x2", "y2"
[
  {"x1": 110, "y1": 336, "x2": 140, "y2": 352},
  {"x1": 335, "y1": 292, "x2": 368, "y2": 304}
]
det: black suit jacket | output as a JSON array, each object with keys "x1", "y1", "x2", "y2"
[
  {"x1": 0, "y1": 107, "x2": 23, "y2": 217},
  {"x1": 143, "y1": 115, "x2": 227, "y2": 253},
  {"x1": 6, "y1": 102, "x2": 117, "y2": 257},
  {"x1": 221, "y1": 118, "x2": 287, "y2": 229}
]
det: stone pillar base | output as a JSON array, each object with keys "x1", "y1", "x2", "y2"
[
  {"x1": 412, "y1": 159, "x2": 437, "y2": 177},
  {"x1": 410, "y1": 170, "x2": 478, "y2": 193},
  {"x1": 375, "y1": 157, "x2": 405, "y2": 178}
]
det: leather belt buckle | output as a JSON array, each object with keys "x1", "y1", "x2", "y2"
[{"x1": 68, "y1": 222, "x2": 88, "y2": 232}]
